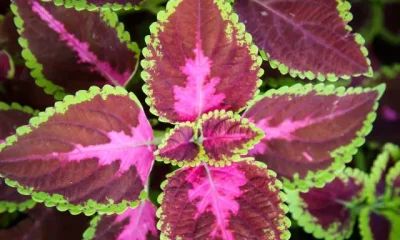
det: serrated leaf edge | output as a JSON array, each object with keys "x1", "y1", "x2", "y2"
[
  {"x1": 46, "y1": 0, "x2": 141, "y2": 11},
  {"x1": 286, "y1": 167, "x2": 367, "y2": 240},
  {"x1": 0, "y1": 85, "x2": 146, "y2": 216},
  {"x1": 246, "y1": 83, "x2": 385, "y2": 191},
  {"x1": 140, "y1": 0, "x2": 263, "y2": 124},
  {"x1": 156, "y1": 160, "x2": 291, "y2": 240},
  {"x1": 256, "y1": 0, "x2": 372, "y2": 82}
]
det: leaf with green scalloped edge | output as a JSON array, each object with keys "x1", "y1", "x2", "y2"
[
  {"x1": 0, "y1": 85, "x2": 155, "y2": 216},
  {"x1": 12, "y1": 0, "x2": 140, "y2": 100},
  {"x1": 359, "y1": 207, "x2": 400, "y2": 240},
  {"x1": 243, "y1": 83, "x2": 384, "y2": 191},
  {"x1": 0, "y1": 102, "x2": 37, "y2": 213},
  {"x1": 157, "y1": 160, "x2": 291, "y2": 240},
  {"x1": 40, "y1": 0, "x2": 144, "y2": 11},
  {"x1": 0, "y1": 101, "x2": 38, "y2": 143},
  {"x1": 0, "y1": 204, "x2": 90, "y2": 239},
  {"x1": 141, "y1": 0, "x2": 262, "y2": 123},
  {"x1": 366, "y1": 143, "x2": 400, "y2": 203},
  {"x1": 82, "y1": 199, "x2": 158, "y2": 240},
  {"x1": 384, "y1": 160, "x2": 400, "y2": 202},
  {"x1": 234, "y1": 0, "x2": 372, "y2": 81},
  {"x1": 287, "y1": 168, "x2": 367, "y2": 240},
  {"x1": 155, "y1": 110, "x2": 264, "y2": 167}
]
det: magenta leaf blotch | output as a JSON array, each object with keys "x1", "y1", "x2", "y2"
[
  {"x1": 142, "y1": 0, "x2": 262, "y2": 123},
  {"x1": 243, "y1": 83, "x2": 384, "y2": 190},
  {"x1": 155, "y1": 110, "x2": 264, "y2": 167},
  {"x1": 287, "y1": 168, "x2": 367, "y2": 240},
  {"x1": 234, "y1": 0, "x2": 372, "y2": 81},
  {"x1": 0, "y1": 85, "x2": 155, "y2": 216},
  {"x1": 83, "y1": 200, "x2": 158, "y2": 240},
  {"x1": 157, "y1": 160, "x2": 291, "y2": 240},
  {"x1": 12, "y1": 0, "x2": 140, "y2": 99}
]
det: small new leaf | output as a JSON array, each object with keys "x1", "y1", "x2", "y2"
[
  {"x1": 155, "y1": 110, "x2": 264, "y2": 167},
  {"x1": 157, "y1": 161, "x2": 291, "y2": 240}
]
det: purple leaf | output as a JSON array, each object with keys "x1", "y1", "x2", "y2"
[
  {"x1": 0, "y1": 204, "x2": 90, "y2": 240},
  {"x1": 12, "y1": 0, "x2": 140, "y2": 99},
  {"x1": 0, "y1": 50, "x2": 14, "y2": 80},
  {"x1": 287, "y1": 168, "x2": 367, "y2": 239},
  {"x1": 0, "y1": 85, "x2": 155, "y2": 215},
  {"x1": 243, "y1": 83, "x2": 384, "y2": 190},
  {"x1": 157, "y1": 161, "x2": 291, "y2": 240},
  {"x1": 366, "y1": 143, "x2": 399, "y2": 203},
  {"x1": 0, "y1": 102, "x2": 36, "y2": 143},
  {"x1": 41, "y1": 0, "x2": 144, "y2": 11},
  {"x1": 234, "y1": 0, "x2": 372, "y2": 81},
  {"x1": 0, "y1": 12, "x2": 22, "y2": 58},
  {"x1": 359, "y1": 207, "x2": 400, "y2": 240},
  {"x1": 83, "y1": 200, "x2": 158, "y2": 240},
  {"x1": 141, "y1": 0, "x2": 262, "y2": 123},
  {"x1": 155, "y1": 110, "x2": 264, "y2": 167}
]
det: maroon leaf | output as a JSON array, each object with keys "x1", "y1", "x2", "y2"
[
  {"x1": 0, "y1": 179, "x2": 35, "y2": 213},
  {"x1": 12, "y1": 0, "x2": 140, "y2": 99},
  {"x1": 155, "y1": 110, "x2": 264, "y2": 167},
  {"x1": 157, "y1": 161, "x2": 291, "y2": 240},
  {"x1": 0, "y1": 204, "x2": 90, "y2": 240},
  {"x1": 0, "y1": 86, "x2": 155, "y2": 215},
  {"x1": 359, "y1": 207, "x2": 400, "y2": 240},
  {"x1": 83, "y1": 200, "x2": 159, "y2": 240},
  {"x1": 234, "y1": 0, "x2": 372, "y2": 81},
  {"x1": 287, "y1": 168, "x2": 367, "y2": 239},
  {"x1": 243, "y1": 83, "x2": 384, "y2": 190},
  {"x1": 0, "y1": 50, "x2": 14, "y2": 80},
  {"x1": 142, "y1": 0, "x2": 262, "y2": 123}
]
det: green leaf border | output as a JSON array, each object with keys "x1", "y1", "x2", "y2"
[
  {"x1": 156, "y1": 160, "x2": 291, "y2": 240},
  {"x1": 11, "y1": 2, "x2": 140, "y2": 100},
  {"x1": 286, "y1": 167, "x2": 368, "y2": 240},
  {"x1": 256, "y1": 0, "x2": 373, "y2": 82},
  {"x1": 155, "y1": 109, "x2": 264, "y2": 167},
  {"x1": 359, "y1": 207, "x2": 400, "y2": 240},
  {"x1": 366, "y1": 143, "x2": 400, "y2": 203},
  {"x1": 245, "y1": 83, "x2": 385, "y2": 191},
  {"x1": 0, "y1": 85, "x2": 149, "y2": 216},
  {"x1": 141, "y1": 0, "x2": 263, "y2": 124},
  {"x1": 41, "y1": 0, "x2": 141, "y2": 11}
]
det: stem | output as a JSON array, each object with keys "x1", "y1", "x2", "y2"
[{"x1": 354, "y1": 149, "x2": 367, "y2": 172}]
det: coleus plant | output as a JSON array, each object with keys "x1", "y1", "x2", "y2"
[
  {"x1": 286, "y1": 143, "x2": 400, "y2": 240},
  {"x1": 0, "y1": 0, "x2": 391, "y2": 239}
]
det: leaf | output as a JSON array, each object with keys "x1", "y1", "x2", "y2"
[
  {"x1": 0, "y1": 204, "x2": 90, "y2": 240},
  {"x1": 366, "y1": 143, "x2": 400, "y2": 203},
  {"x1": 0, "y1": 101, "x2": 37, "y2": 143},
  {"x1": 11, "y1": 0, "x2": 140, "y2": 99},
  {"x1": 286, "y1": 168, "x2": 367, "y2": 240},
  {"x1": 234, "y1": 0, "x2": 372, "y2": 81},
  {"x1": 0, "y1": 12, "x2": 22, "y2": 57},
  {"x1": 243, "y1": 83, "x2": 384, "y2": 190},
  {"x1": 0, "y1": 50, "x2": 14, "y2": 80},
  {"x1": 83, "y1": 200, "x2": 158, "y2": 240},
  {"x1": 386, "y1": 161, "x2": 400, "y2": 201},
  {"x1": 141, "y1": 0, "x2": 262, "y2": 123},
  {"x1": 157, "y1": 160, "x2": 291, "y2": 240},
  {"x1": 155, "y1": 110, "x2": 264, "y2": 167},
  {"x1": 40, "y1": 0, "x2": 144, "y2": 11},
  {"x1": 359, "y1": 207, "x2": 400, "y2": 240},
  {"x1": 0, "y1": 85, "x2": 155, "y2": 216}
]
